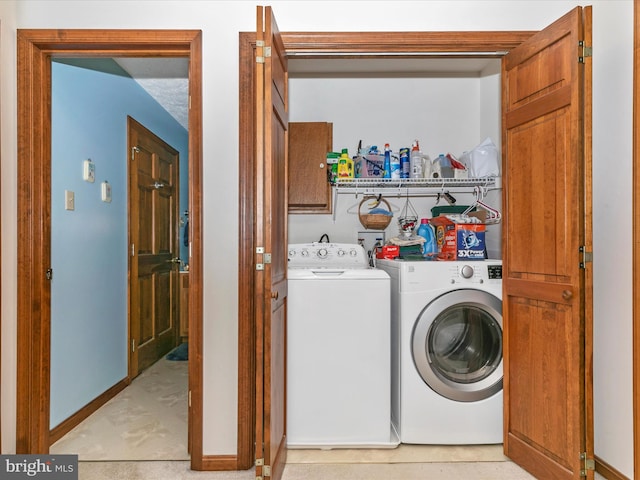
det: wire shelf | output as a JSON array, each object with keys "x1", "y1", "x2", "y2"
[{"x1": 331, "y1": 176, "x2": 501, "y2": 221}]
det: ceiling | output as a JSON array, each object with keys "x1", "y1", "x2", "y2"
[
  {"x1": 109, "y1": 56, "x2": 500, "y2": 132},
  {"x1": 114, "y1": 57, "x2": 190, "y2": 130}
]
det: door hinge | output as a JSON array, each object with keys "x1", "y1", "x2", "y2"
[
  {"x1": 578, "y1": 41, "x2": 592, "y2": 63},
  {"x1": 256, "y1": 247, "x2": 270, "y2": 270},
  {"x1": 188, "y1": 390, "x2": 191, "y2": 408},
  {"x1": 45, "y1": 268, "x2": 53, "y2": 281},
  {"x1": 579, "y1": 246, "x2": 593, "y2": 268},
  {"x1": 131, "y1": 146, "x2": 140, "y2": 160},
  {"x1": 131, "y1": 243, "x2": 135, "y2": 257},
  {"x1": 131, "y1": 339, "x2": 136, "y2": 352},
  {"x1": 263, "y1": 465, "x2": 271, "y2": 477},
  {"x1": 580, "y1": 452, "x2": 595, "y2": 476},
  {"x1": 255, "y1": 458, "x2": 264, "y2": 466},
  {"x1": 256, "y1": 40, "x2": 265, "y2": 63}
]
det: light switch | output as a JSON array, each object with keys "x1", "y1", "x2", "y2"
[{"x1": 64, "y1": 190, "x2": 75, "y2": 210}]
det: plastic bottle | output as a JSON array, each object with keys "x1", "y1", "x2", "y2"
[
  {"x1": 325, "y1": 152, "x2": 340, "y2": 184},
  {"x1": 410, "y1": 141, "x2": 423, "y2": 178},
  {"x1": 337, "y1": 148, "x2": 354, "y2": 178},
  {"x1": 390, "y1": 148, "x2": 401, "y2": 179},
  {"x1": 439, "y1": 153, "x2": 454, "y2": 178},
  {"x1": 399, "y1": 148, "x2": 410, "y2": 178},
  {"x1": 383, "y1": 143, "x2": 391, "y2": 179},
  {"x1": 421, "y1": 153, "x2": 432, "y2": 178},
  {"x1": 417, "y1": 218, "x2": 437, "y2": 258}
]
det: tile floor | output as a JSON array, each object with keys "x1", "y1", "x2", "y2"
[{"x1": 52, "y1": 357, "x2": 603, "y2": 479}]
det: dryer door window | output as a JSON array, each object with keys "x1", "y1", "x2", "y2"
[{"x1": 412, "y1": 289, "x2": 502, "y2": 402}]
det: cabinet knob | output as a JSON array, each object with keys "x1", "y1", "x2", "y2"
[
  {"x1": 319, "y1": 163, "x2": 325, "y2": 169},
  {"x1": 271, "y1": 290, "x2": 279, "y2": 300}
]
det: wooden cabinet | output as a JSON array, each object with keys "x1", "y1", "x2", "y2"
[
  {"x1": 288, "y1": 122, "x2": 333, "y2": 214},
  {"x1": 179, "y1": 271, "x2": 189, "y2": 340}
]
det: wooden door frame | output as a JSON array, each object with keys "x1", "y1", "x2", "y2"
[
  {"x1": 238, "y1": 27, "x2": 536, "y2": 468},
  {"x1": 15, "y1": 29, "x2": 212, "y2": 470},
  {"x1": 635, "y1": 1, "x2": 640, "y2": 478}
]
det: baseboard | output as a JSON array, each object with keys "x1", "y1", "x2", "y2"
[
  {"x1": 195, "y1": 455, "x2": 243, "y2": 471},
  {"x1": 49, "y1": 377, "x2": 130, "y2": 445},
  {"x1": 595, "y1": 455, "x2": 630, "y2": 480}
]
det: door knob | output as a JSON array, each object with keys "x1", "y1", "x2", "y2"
[
  {"x1": 168, "y1": 257, "x2": 181, "y2": 264},
  {"x1": 562, "y1": 289, "x2": 573, "y2": 300},
  {"x1": 271, "y1": 291, "x2": 279, "y2": 300}
]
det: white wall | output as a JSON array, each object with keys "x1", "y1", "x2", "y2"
[
  {"x1": 592, "y1": 1, "x2": 634, "y2": 476},
  {"x1": 0, "y1": 1, "x2": 632, "y2": 476}
]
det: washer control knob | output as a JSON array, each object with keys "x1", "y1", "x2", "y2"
[
  {"x1": 317, "y1": 248, "x2": 328, "y2": 259},
  {"x1": 460, "y1": 265, "x2": 475, "y2": 279},
  {"x1": 337, "y1": 249, "x2": 346, "y2": 257},
  {"x1": 349, "y1": 249, "x2": 358, "y2": 257},
  {"x1": 301, "y1": 249, "x2": 309, "y2": 257}
]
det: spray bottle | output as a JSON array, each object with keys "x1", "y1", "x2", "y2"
[
  {"x1": 410, "y1": 140, "x2": 423, "y2": 178},
  {"x1": 383, "y1": 143, "x2": 391, "y2": 179}
]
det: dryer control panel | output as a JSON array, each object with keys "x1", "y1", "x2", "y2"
[{"x1": 452, "y1": 261, "x2": 503, "y2": 286}]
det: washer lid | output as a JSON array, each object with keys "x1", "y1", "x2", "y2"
[
  {"x1": 412, "y1": 289, "x2": 503, "y2": 402},
  {"x1": 288, "y1": 268, "x2": 389, "y2": 280}
]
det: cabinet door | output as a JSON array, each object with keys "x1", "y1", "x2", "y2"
[{"x1": 288, "y1": 122, "x2": 332, "y2": 214}]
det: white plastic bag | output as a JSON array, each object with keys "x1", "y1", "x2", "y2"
[{"x1": 460, "y1": 137, "x2": 500, "y2": 178}]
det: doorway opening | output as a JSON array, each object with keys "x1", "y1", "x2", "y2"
[
  {"x1": 238, "y1": 27, "x2": 535, "y2": 471},
  {"x1": 15, "y1": 29, "x2": 209, "y2": 469}
]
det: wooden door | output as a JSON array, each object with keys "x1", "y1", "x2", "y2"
[
  {"x1": 128, "y1": 116, "x2": 181, "y2": 378},
  {"x1": 255, "y1": 6, "x2": 289, "y2": 480},
  {"x1": 502, "y1": 7, "x2": 593, "y2": 479}
]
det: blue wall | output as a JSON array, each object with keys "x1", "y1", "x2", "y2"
[{"x1": 50, "y1": 61, "x2": 189, "y2": 428}]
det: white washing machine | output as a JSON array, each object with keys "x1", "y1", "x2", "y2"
[
  {"x1": 375, "y1": 258, "x2": 503, "y2": 445},
  {"x1": 287, "y1": 243, "x2": 398, "y2": 449}
]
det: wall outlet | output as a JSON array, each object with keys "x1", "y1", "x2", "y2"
[
  {"x1": 101, "y1": 181, "x2": 112, "y2": 203},
  {"x1": 83, "y1": 159, "x2": 95, "y2": 183},
  {"x1": 357, "y1": 231, "x2": 385, "y2": 261}
]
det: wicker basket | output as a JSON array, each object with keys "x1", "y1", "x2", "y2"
[{"x1": 358, "y1": 196, "x2": 393, "y2": 230}]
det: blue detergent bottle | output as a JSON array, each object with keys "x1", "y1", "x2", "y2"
[
  {"x1": 417, "y1": 218, "x2": 437, "y2": 258},
  {"x1": 383, "y1": 143, "x2": 392, "y2": 178}
]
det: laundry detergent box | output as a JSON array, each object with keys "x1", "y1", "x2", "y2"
[
  {"x1": 375, "y1": 244, "x2": 400, "y2": 259},
  {"x1": 430, "y1": 216, "x2": 486, "y2": 260}
]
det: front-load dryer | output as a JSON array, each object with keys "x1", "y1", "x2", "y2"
[{"x1": 376, "y1": 258, "x2": 503, "y2": 445}]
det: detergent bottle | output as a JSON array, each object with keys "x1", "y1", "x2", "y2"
[
  {"x1": 337, "y1": 148, "x2": 354, "y2": 178},
  {"x1": 417, "y1": 218, "x2": 437, "y2": 258},
  {"x1": 383, "y1": 143, "x2": 392, "y2": 179}
]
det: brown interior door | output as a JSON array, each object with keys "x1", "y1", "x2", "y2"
[
  {"x1": 255, "y1": 5, "x2": 288, "y2": 480},
  {"x1": 128, "y1": 116, "x2": 181, "y2": 379},
  {"x1": 502, "y1": 6, "x2": 593, "y2": 479}
]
